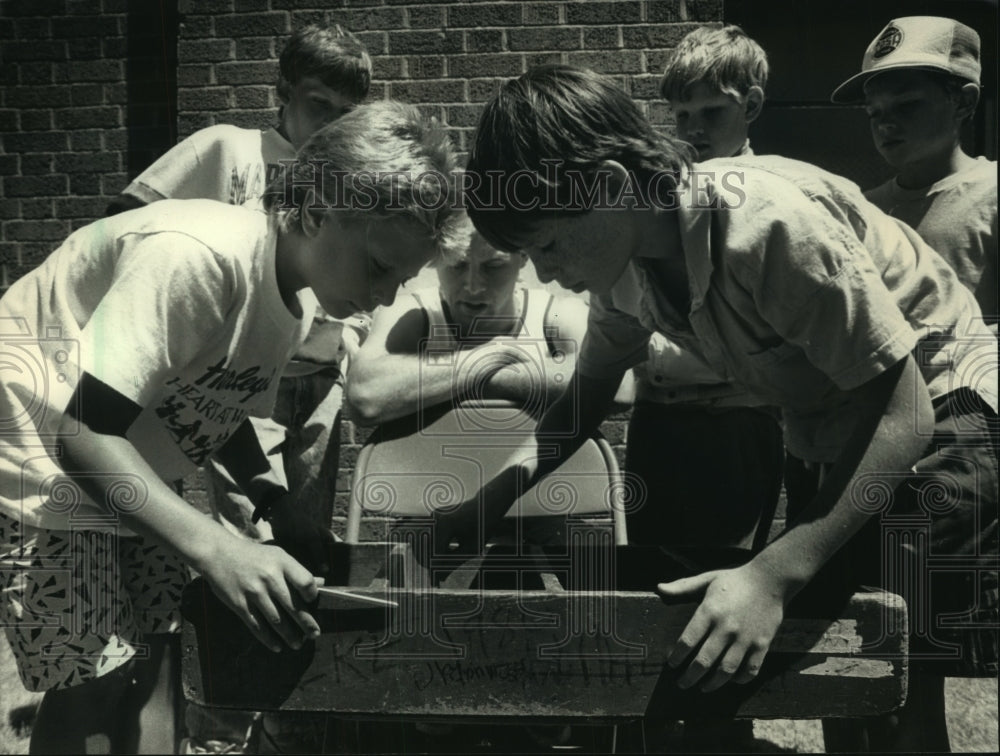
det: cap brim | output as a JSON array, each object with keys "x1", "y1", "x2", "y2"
[
  {"x1": 830, "y1": 70, "x2": 872, "y2": 104},
  {"x1": 831, "y1": 62, "x2": 965, "y2": 104}
]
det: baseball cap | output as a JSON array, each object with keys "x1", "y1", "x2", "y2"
[{"x1": 831, "y1": 16, "x2": 981, "y2": 103}]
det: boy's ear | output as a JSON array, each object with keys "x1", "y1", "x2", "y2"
[
  {"x1": 745, "y1": 86, "x2": 765, "y2": 124},
  {"x1": 597, "y1": 160, "x2": 630, "y2": 199},
  {"x1": 300, "y1": 205, "x2": 326, "y2": 238},
  {"x1": 956, "y1": 82, "x2": 980, "y2": 120}
]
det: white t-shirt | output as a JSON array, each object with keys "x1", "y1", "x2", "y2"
[
  {"x1": 0, "y1": 200, "x2": 315, "y2": 529},
  {"x1": 865, "y1": 157, "x2": 997, "y2": 325},
  {"x1": 122, "y1": 124, "x2": 292, "y2": 206}
]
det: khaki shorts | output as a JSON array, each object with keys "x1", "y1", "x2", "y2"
[{"x1": 0, "y1": 510, "x2": 187, "y2": 691}]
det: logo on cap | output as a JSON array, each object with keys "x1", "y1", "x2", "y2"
[{"x1": 873, "y1": 25, "x2": 903, "y2": 58}]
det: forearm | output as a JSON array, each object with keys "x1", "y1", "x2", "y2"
[
  {"x1": 347, "y1": 355, "x2": 469, "y2": 425},
  {"x1": 751, "y1": 356, "x2": 933, "y2": 595},
  {"x1": 485, "y1": 356, "x2": 576, "y2": 405},
  {"x1": 57, "y1": 420, "x2": 232, "y2": 573}
]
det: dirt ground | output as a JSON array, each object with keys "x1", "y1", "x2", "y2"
[{"x1": 2, "y1": 635, "x2": 996, "y2": 754}]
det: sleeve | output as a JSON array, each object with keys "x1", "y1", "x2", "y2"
[
  {"x1": 79, "y1": 232, "x2": 236, "y2": 407},
  {"x1": 739, "y1": 186, "x2": 917, "y2": 392},
  {"x1": 576, "y1": 292, "x2": 652, "y2": 380},
  {"x1": 121, "y1": 127, "x2": 230, "y2": 203}
]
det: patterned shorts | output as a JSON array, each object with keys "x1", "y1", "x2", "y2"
[{"x1": 0, "y1": 510, "x2": 188, "y2": 692}]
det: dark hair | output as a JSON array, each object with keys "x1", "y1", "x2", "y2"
[
  {"x1": 277, "y1": 24, "x2": 372, "y2": 104},
  {"x1": 660, "y1": 25, "x2": 769, "y2": 101},
  {"x1": 466, "y1": 64, "x2": 692, "y2": 251}
]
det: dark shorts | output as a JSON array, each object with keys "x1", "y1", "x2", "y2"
[
  {"x1": 787, "y1": 389, "x2": 999, "y2": 676},
  {"x1": 625, "y1": 403, "x2": 784, "y2": 550}
]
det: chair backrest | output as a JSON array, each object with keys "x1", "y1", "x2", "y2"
[{"x1": 345, "y1": 401, "x2": 627, "y2": 545}]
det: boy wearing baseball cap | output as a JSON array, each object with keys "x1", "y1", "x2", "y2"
[
  {"x1": 833, "y1": 16, "x2": 996, "y2": 329},
  {"x1": 824, "y1": 17, "x2": 997, "y2": 750}
]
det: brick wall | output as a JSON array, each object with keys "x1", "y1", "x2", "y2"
[{"x1": 0, "y1": 0, "x2": 178, "y2": 287}]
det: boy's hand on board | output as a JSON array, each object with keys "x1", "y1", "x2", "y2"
[
  {"x1": 200, "y1": 533, "x2": 321, "y2": 652},
  {"x1": 656, "y1": 560, "x2": 788, "y2": 692}
]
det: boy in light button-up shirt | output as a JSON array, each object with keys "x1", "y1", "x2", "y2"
[{"x1": 458, "y1": 64, "x2": 997, "y2": 753}]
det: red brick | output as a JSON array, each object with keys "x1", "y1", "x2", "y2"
[
  {"x1": 12, "y1": 18, "x2": 52, "y2": 39},
  {"x1": 445, "y1": 103, "x2": 484, "y2": 128},
  {"x1": 348, "y1": 6, "x2": 405, "y2": 31},
  {"x1": 583, "y1": 26, "x2": 620, "y2": 49},
  {"x1": 565, "y1": 1, "x2": 641, "y2": 25},
  {"x1": 408, "y1": 5, "x2": 445, "y2": 29},
  {"x1": 630, "y1": 74, "x2": 663, "y2": 99},
  {"x1": 567, "y1": 50, "x2": 642, "y2": 74},
  {"x1": 65, "y1": 0, "x2": 101, "y2": 14},
  {"x1": 101, "y1": 37, "x2": 128, "y2": 58},
  {"x1": 101, "y1": 172, "x2": 129, "y2": 195},
  {"x1": 623, "y1": 24, "x2": 704, "y2": 49},
  {"x1": 649, "y1": 0, "x2": 722, "y2": 22},
  {"x1": 179, "y1": 16, "x2": 215, "y2": 38},
  {"x1": 509, "y1": 27, "x2": 580, "y2": 51},
  {"x1": 65, "y1": 59, "x2": 123, "y2": 82},
  {"x1": 233, "y1": 86, "x2": 272, "y2": 109},
  {"x1": 372, "y1": 56, "x2": 405, "y2": 79},
  {"x1": 69, "y1": 84, "x2": 104, "y2": 106},
  {"x1": 179, "y1": 38, "x2": 236, "y2": 63},
  {"x1": 468, "y1": 78, "x2": 502, "y2": 102},
  {"x1": 104, "y1": 82, "x2": 128, "y2": 105},
  {"x1": 178, "y1": 64, "x2": 214, "y2": 87},
  {"x1": 68, "y1": 37, "x2": 106, "y2": 60},
  {"x1": 523, "y1": 3, "x2": 561, "y2": 26},
  {"x1": 69, "y1": 173, "x2": 100, "y2": 194},
  {"x1": 390, "y1": 79, "x2": 465, "y2": 103},
  {"x1": 356, "y1": 31, "x2": 388, "y2": 56},
  {"x1": 217, "y1": 110, "x2": 273, "y2": 130},
  {"x1": 646, "y1": 49, "x2": 675, "y2": 75},
  {"x1": 102, "y1": 128, "x2": 128, "y2": 151},
  {"x1": 408, "y1": 55, "x2": 445, "y2": 79},
  {"x1": 525, "y1": 52, "x2": 566, "y2": 68},
  {"x1": 180, "y1": 0, "x2": 234, "y2": 12},
  {"x1": 19, "y1": 110, "x2": 52, "y2": 130},
  {"x1": 54, "y1": 106, "x2": 121, "y2": 129},
  {"x1": 2, "y1": 0, "x2": 66, "y2": 17},
  {"x1": 4, "y1": 131, "x2": 69, "y2": 152},
  {"x1": 55, "y1": 196, "x2": 111, "y2": 219},
  {"x1": 215, "y1": 61, "x2": 277, "y2": 86},
  {"x1": 2, "y1": 41, "x2": 67, "y2": 62},
  {"x1": 5, "y1": 175, "x2": 69, "y2": 198},
  {"x1": 52, "y1": 15, "x2": 120, "y2": 38},
  {"x1": 388, "y1": 30, "x2": 463, "y2": 55},
  {"x1": 214, "y1": 12, "x2": 290, "y2": 38},
  {"x1": 235, "y1": 37, "x2": 274, "y2": 60},
  {"x1": 17, "y1": 63, "x2": 55, "y2": 86},
  {"x1": 465, "y1": 29, "x2": 504, "y2": 53},
  {"x1": 448, "y1": 53, "x2": 520, "y2": 79},
  {"x1": 179, "y1": 87, "x2": 231, "y2": 111},
  {"x1": 20, "y1": 154, "x2": 53, "y2": 175},
  {"x1": 70, "y1": 130, "x2": 102, "y2": 150},
  {"x1": 4, "y1": 220, "x2": 70, "y2": 242},
  {"x1": 19, "y1": 199, "x2": 55, "y2": 220},
  {"x1": 0, "y1": 109, "x2": 18, "y2": 131},
  {"x1": 448, "y1": 3, "x2": 521, "y2": 28},
  {"x1": 54, "y1": 151, "x2": 120, "y2": 174}
]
